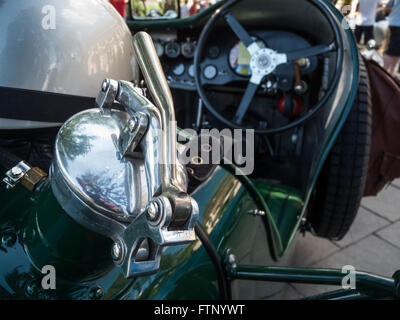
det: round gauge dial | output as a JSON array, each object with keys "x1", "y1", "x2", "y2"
[
  {"x1": 203, "y1": 65, "x2": 217, "y2": 80},
  {"x1": 207, "y1": 46, "x2": 220, "y2": 59},
  {"x1": 165, "y1": 42, "x2": 181, "y2": 58},
  {"x1": 188, "y1": 64, "x2": 195, "y2": 78},
  {"x1": 229, "y1": 38, "x2": 265, "y2": 76},
  {"x1": 181, "y1": 41, "x2": 197, "y2": 58},
  {"x1": 154, "y1": 41, "x2": 164, "y2": 57},
  {"x1": 172, "y1": 63, "x2": 185, "y2": 76}
]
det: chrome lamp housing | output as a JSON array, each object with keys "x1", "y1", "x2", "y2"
[{"x1": 50, "y1": 32, "x2": 198, "y2": 278}]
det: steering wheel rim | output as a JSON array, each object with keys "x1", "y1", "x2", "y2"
[{"x1": 193, "y1": 0, "x2": 345, "y2": 134}]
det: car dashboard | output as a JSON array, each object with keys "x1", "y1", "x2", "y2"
[{"x1": 150, "y1": 27, "x2": 319, "y2": 93}]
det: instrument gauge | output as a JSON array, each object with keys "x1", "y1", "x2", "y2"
[
  {"x1": 188, "y1": 64, "x2": 195, "y2": 78},
  {"x1": 207, "y1": 46, "x2": 220, "y2": 59},
  {"x1": 172, "y1": 63, "x2": 185, "y2": 76},
  {"x1": 181, "y1": 41, "x2": 197, "y2": 58},
  {"x1": 229, "y1": 37, "x2": 265, "y2": 76},
  {"x1": 165, "y1": 42, "x2": 181, "y2": 58},
  {"x1": 203, "y1": 65, "x2": 217, "y2": 80},
  {"x1": 154, "y1": 41, "x2": 164, "y2": 57}
]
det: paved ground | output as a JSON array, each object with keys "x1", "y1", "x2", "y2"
[{"x1": 282, "y1": 180, "x2": 400, "y2": 299}]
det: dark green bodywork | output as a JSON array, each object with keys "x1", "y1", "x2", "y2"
[
  {"x1": 1, "y1": 166, "x2": 297, "y2": 299},
  {"x1": 1, "y1": 0, "x2": 386, "y2": 300}
]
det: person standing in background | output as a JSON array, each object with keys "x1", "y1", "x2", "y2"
[
  {"x1": 162, "y1": 0, "x2": 176, "y2": 14},
  {"x1": 384, "y1": 0, "x2": 400, "y2": 76},
  {"x1": 355, "y1": 0, "x2": 382, "y2": 43},
  {"x1": 200, "y1": 0, "x2": 210, "y2": 13},
  {"x1": 190, "y1": 0, "x2": 200, "y2": 16},
  {"x1": 180, "y1": 0, "x2": 190, "y2": 18}
]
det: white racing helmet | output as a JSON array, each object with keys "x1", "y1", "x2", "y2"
[{"x1": 0, "y1": 0, "x2": 137, "y2": 130}]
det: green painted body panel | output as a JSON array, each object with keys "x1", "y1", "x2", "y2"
[
  {"x1": 0, "y1": 176, "x2": 132, "y2": 299},
  {"x1": 1, "y1": 167, "x2": 288, "y2": 299},
  {"x1": 254, "y1": 182, "x2": 304, "y2": 250}
]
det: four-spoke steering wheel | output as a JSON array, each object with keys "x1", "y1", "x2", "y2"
[{"x1": 193, "y1": 0, "x2": 344, "y2": 134}]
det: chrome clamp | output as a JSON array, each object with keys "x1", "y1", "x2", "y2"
[
  {"x1": 95, "y1": 79, "x2": 198, "y2": 278},
  {"x1": 3, "y1": 161, "x2": 31, "y2": 189}
]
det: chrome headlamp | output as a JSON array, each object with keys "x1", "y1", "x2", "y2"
[{"x1": 51, "y1": 32, "x2": 198, "y2": 278}]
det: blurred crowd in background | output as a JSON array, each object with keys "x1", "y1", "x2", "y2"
[
  {"x1": 108, "y1": 0, "x2": 220, "y2": 18},
  {"x1": 334, "y1": 0, "x2": 400, "y2": 79},
  {"x1": 179, "y1": 0, "x2": 216, "y2": 18}
]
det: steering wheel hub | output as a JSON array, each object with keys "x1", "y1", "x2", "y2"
[{"x1": 250, "y1": 48, "x2": 278, "y2": 77}]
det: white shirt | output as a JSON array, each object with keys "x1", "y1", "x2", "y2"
[
  {"x1": 357, "y1": 0, "x2": 382, "y2": 26},
  {"x1": 389, "y1": 0, "x2": 400, "y2": 26},
  {"x1": 180, "y1": 4, "x2": 189, "y2": 18}
]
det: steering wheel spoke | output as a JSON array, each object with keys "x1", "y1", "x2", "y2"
[
  {"x1": 234, "y1": 80, "x2": 260, "y2": 125},
  {"x1": 224, "y1": 12, "x2": 259, "y2": 56},
  {"x1": 285, "y1": 42, "x2": 336, "y2": 62}
]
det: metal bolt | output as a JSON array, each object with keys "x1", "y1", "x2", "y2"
[
  {"x1": 87, "y1": 285, "x2": 104, "y2": 300},
  {"x1": 101, "y1": 79, "x2": 109, "y2": 92},
  {"x1": 111, "y1": 241, "x2": 122, "y2": 261},
  {"x1": 228, "y1": 254, "x2": 236, "y2": 266},
  {"x1": 11, "y1": 167, "x2": 23, "y2": 178},
  {"x1": 296, "y1": 58, "x2": 310, "y2": 69},
  {"x1": 146, "y1": 201, "x2": 160, "y2": 222}
]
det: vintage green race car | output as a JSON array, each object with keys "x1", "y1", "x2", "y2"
[{"x1": 0, "y1": 0, "x2": 398, "y2": 300}]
